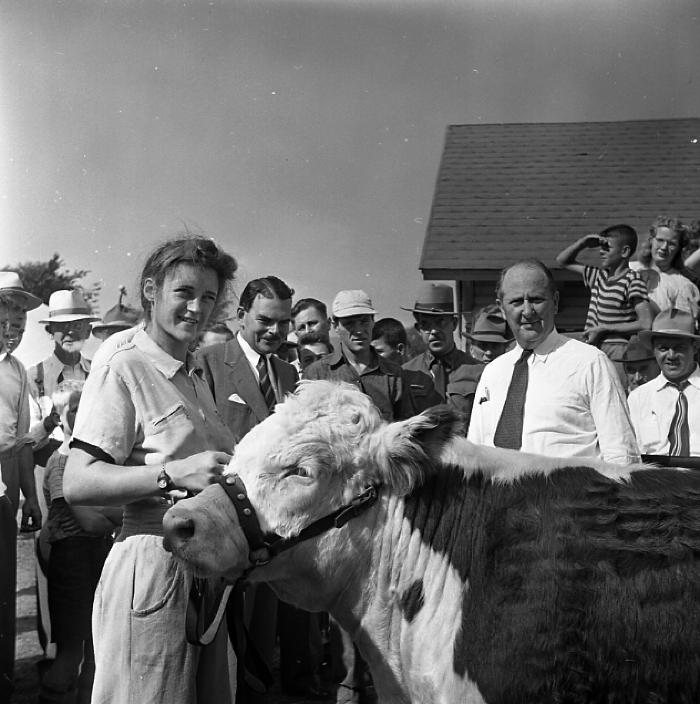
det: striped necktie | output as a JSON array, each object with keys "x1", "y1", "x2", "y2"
[
  {"x1": 668, "y1": 380, "x2": 690, "y2": 457},
  {"x1": 493, "y1": 348, "x2": 533, "y2": 450},
  {"x1": 256, "y1": 356, "x2": 276, "y2": 412}
]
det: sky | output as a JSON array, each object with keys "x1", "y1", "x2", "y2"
[{"x1": 1, "y1": 0, "x2": 699, "y2": 324}]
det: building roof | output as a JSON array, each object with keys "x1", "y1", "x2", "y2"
[{"x1": 421, "y1": 118, "x2": 700, "y2": 280}]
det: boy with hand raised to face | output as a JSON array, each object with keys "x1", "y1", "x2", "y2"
[{"x1": 556, "y1": 224, "x2": 653, "y2": 381}]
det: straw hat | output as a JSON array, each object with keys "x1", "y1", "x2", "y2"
[
  {"x1": 0, "y1": 271, "x2": 42, "y2": 311},
  {"x1": 38, "y1": 289, "x2": 99, "y2": 324},
  {"x1": 639, "y1": 308, "x2": 700, "y2": 344},
  {"x1": 91, "y1": 303, "x2": 141, "y2": 333}
]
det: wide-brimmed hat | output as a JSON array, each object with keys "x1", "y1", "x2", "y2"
[
  {"x1": 91, "y1": 303, "x2": 141, "y2": 333},
  {"x1": 622, "y1": 335, "x2": 656, "y2": 363},
  {"x1": 332, "y1": 290, "x2": 376, "y2": 318},
  {"x1": 401, "y1": 283, "x2": 455, "y2": 315},
  {"x1": 38, "y1": 289, "x2": 100, "y2": 324},
  {"x1": 465, "y1": 305, "x2": 509, "y2": 343},
  {"x1": 639, "y1": 308, "x2": 700, "y2": 344},
  {"x1": 0, "y1": 271, "x2": 42, "y2": 311}
]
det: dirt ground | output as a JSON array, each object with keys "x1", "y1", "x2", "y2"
[{"x1": 12, "y1": 532, "x2": 334, "y2": 704}]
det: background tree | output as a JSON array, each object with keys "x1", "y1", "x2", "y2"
[{"x1": 2, "y1": 253, "x2": 101, "y2": 310}]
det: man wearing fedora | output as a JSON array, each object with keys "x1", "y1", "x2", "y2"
[
  {"x1": 0, "y1": 272, "x2": 43, "y2": 700},
  {"x1": 466, "y1": 304, "x2": 511, "y2": 364},
  {"x1": 621, "y1": 335, "x2": 659, "y2": 394},
  {"x1": 628, "y1": 308, "x2": 700, "y2": 456},
  {"x1": 90, "y1": 288, "x2": 141, "y2": 342},
  {"x1": 402, "y1": 283, "x2": 483, "y2": 428}
]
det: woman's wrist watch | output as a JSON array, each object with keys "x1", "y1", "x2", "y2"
[{"x1": 157, "y1": 462, "x2": 177, "y2": 492}]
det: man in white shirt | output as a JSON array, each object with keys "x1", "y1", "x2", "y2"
[
  {"x1": 628, "y1": 308, "x2": 700, "y2": 457},
  {"x1": 468, "y1": 260, "x2": 639, "y2": 465}
]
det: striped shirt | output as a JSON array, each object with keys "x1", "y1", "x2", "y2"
[{"x1": 583, "y1": 266, "x2": 648, "y2": 344}]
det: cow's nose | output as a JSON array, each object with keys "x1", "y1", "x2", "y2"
[{"x1": 162, "y1": 514, "x2": 196, "y2": 552}]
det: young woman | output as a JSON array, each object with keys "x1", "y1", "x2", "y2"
[
  {"x1": 631, "y1": 215, "x2": 699, "y2": 316},
  {"x1": 64, "y1": 235, "x2": 237, "y2": 704}
]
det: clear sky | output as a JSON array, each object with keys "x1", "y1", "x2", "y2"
[{"x1": 1, "y1": 0, "x2": 699, "y2": 323}]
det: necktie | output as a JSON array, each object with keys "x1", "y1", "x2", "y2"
[
  {"x1": 256, "y1": 356, "x2": 276, "y2": 412},
  {"x1": 430, "y1": 357, "x2": 449, "y2": 399},
  {"x1": 493, "y1": 348, "x2": 533, "y2": 450},
  {"x1": 668, "y1": 381, "x2": 690, "y2": 457}
]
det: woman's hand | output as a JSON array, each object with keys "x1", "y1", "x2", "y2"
[{"x1": 167, "y1": 451, "x2": 233, "y2": 494}]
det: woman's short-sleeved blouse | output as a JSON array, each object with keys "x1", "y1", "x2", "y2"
[{"x1": 73, "y1": 329, "x2": 234, "y2": 466}]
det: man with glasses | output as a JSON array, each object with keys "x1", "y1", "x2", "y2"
[{"x1": 402, "y1": 283, "x2": 483, "y2": 429}]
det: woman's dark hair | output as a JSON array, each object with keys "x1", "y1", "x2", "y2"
[{"x1": 139, "y1": 234, "x2": 237, "y2": 321}]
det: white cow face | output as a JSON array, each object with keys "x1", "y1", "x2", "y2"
[{"x1": 164, "y1": 380, "x2": 459, "y2": 580}]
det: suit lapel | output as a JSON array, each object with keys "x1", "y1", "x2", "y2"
[{"x1": 225, "y1": 339, "x2": 269, "y2": 422}]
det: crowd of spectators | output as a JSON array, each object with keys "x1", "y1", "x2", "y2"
[{"x1": 1, "y1": 213, "x2": 700, "y2": 703}]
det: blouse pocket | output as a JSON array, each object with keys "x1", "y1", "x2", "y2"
[{"x1": 150, "y1": 403, "x2": 190, "y2": 434}]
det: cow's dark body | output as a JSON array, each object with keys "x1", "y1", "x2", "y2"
[{"x1": 403, "y1": 464, "x2": 700, "y2": 703}]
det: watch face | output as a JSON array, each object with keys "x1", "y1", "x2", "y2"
[{"x1": 158, "y1": 478, "x2": 168, "y2": 490}]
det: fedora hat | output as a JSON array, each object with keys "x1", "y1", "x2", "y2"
[
  {"x1": 332, "y1": 290, "x2": 376, "y2": 318},
  {"x1": 621, "y1": 335, "x2": 656, "y2": 363},
  {"x1": 0, "y1": 271, "x2": 42, "y2": 311},
  {"x1": 401, "y1": 283, "x2": 456, "y2": 315},
  {"x1": 39, "y1": 289, "x2": 100, "y2": 324},
  {"x1": 639, "y1": 308, "x2": 700, "y2": 345},
  {"x1": 91, "y1": 303, "x2": 141, "y2": 333},
  {"x1": 465, "y1": 306, "x2": 509, "y2": 343}
]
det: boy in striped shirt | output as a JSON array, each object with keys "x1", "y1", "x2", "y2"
[{"x1": 556, "y1": 224, "x2": 653, "y2": 382}]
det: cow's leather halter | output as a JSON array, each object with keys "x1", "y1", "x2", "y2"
[{"x1": 216, "y1": 473, "x2": 379, "y2": 576}]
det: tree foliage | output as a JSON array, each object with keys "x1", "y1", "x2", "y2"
[{"x1": 2, "y1": 253, "x2": 100, "y2": 308}]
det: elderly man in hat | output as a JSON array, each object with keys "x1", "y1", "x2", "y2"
[
  {"x1": 402, "y1": 283, "x2": 483, "y2": 428},
  {"x1": 622, "y1": 335, "x2": 659, "y2": 394},
  {"x1": 28, "y1": 289, "x2": 98, "y2": 447},
  {"x1": 466, "y1": 304, "x2": 510, "y2": 364},
  {"x1": 628, "y1": 308, "x2": 700, "y2": 457},
  {"x1": 0, "y1": 272, "x2": 43, "y2": 700}
]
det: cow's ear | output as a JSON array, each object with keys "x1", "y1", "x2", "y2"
[{"x1": 362, "y1": 405, "x2": 462, "y2": 496}]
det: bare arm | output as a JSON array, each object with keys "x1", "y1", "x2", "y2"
[
  {"x1": 555, "y1": 234, "x2": 600, "y2": 274},
  {"x1": 18, "y1": 444, "x2": 41, "y2": 528},
  {"x1": 685, "y1": 248, "x2": 700, "y2": 272},
  {"x1": 64, "y1": 447, "x2": 232, "y2": 506}
]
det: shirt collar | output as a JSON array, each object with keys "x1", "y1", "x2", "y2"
[
  {"x1": 0, "y1": 351, "x2": 7, "y2": 363},
  {"x1": 327, "y1": 345, "x2": 386, "y2": 373},
  {"x1": 655, "y1": 365, "x2": 700, "y2": 392},
  {"x1": 513, "y1": 327, "x2": 562, "y2": 360},
  {"x1": 425, "y1": 345, "x2": 460, "y2": 369},
  {"x1": 237, "y1": 332, "x2": 266, "y2": 369},
  {"x1": 133, "y1": 328, "x2": 200, "y2": 380}
]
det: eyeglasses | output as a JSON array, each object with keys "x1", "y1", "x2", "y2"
[{"x1": 653, "y1": 236, "x2": 679, "y2": 250}]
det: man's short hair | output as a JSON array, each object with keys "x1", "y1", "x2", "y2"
[
  {"x1": 239, "y1": 276, "x2": 295, "y2": 312},
  {"x1": 371, "y1": 318, "x2": 407, "y2": 347},
  {"x1": 291, "y1": 297, "x2": 328, "y2": 319},
  {"x1": 600, "y1": 223, "x2": 637, "y2": 254},
  {"x1": 496, "y1": 259, "x2": 558, "y2": 300}
]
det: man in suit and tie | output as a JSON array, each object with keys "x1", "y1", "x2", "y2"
[{"x1": 199, "y1": 276, "x2": 301, "y2": 701}]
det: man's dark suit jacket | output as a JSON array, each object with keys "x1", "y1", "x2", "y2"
[{"x1": 199, "y1": 336, "x2": 299, "y2": 444}]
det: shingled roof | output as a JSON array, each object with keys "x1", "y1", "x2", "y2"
[{"x1": 421, "y1": 118, "x2": 700, "y2": 280}]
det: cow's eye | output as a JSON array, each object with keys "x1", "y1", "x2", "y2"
[{"x1": 283, "y1": 465, "x2": 311, "y2": 479}]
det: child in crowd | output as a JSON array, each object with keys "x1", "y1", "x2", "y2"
[
  {"x1": 556, "y1": 224, "x2": 653, "y2": 382},
  {"x1": 370, "y1": 318, "x2": 407, "y2": 365},
  {"x1": 39, "y1": 380, "x2": 121, "y2": 703}
]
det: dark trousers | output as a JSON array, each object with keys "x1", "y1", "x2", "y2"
[
  {"x1": 278, "y1": 601, "x2": 323, "y2": 692},
  {"x1": 0, "y1": 495, "x2": 17, "y2": 700}
]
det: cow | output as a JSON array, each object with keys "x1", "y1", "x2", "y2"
[{"x1": 164, "y1": 380, "x2": 700, "y2": 704}]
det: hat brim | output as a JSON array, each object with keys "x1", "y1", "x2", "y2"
[
  {"x1": 39, "y1": 313, "x2": 101, "y2": 324},
  {"x1": 0, "y1": 289, "x2": 42, "y2": 312},
  {"x1": 91, "y1": 321, "x2": 134, "y2": 332},
  {"x1": 622, "y1": 355, "x2": 657, "y2": 363},
  {"x1": 465, "y1": 332, "x2": 510, "y2": 343},
  {"x1": 400, "y1": 306, "x2": 456, "y2": 315},
  {"x1": 639, "y1": 329, "x2": 700, "y2": 344},
  {"x1": 333, "y1": 307, "x2": 376, "y2": 317}
]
